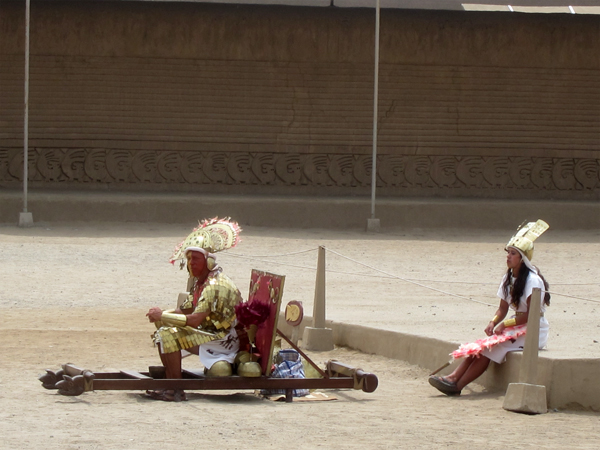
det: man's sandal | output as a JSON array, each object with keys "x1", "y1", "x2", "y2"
[
  {"x1": 145, "y1": 389, "x2": 187, "y2": 402},
  {"x1": 428, "y1": 376, "x2": 462, "y2": 396}
]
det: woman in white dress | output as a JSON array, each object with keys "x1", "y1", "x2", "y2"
[{"x1": 429, "y1": 220, "x2": 550, "y2": 396}]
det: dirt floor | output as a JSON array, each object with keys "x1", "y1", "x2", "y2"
[{"x1": 0, "y1": 222, "x2": 599, "y2": 450}]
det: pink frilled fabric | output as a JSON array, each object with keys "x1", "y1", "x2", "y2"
[{"x1": 451, "y1": 325, "x2": 526, "y2": 359}]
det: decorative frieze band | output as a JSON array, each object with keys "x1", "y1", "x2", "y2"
[{"x1": 1, "y1": 148, "x2": 598, "y2": 192}]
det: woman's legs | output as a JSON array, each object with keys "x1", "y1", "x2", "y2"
[
  {"x1": 439, "y1": 355, "x2": 491, "y2": 390},
  {"x1": 444, "y1": 356, "x2": 491, "y2": 390},
  {"x1": 454, "y1": 356, "x2": 490, "y2": 390},
  {"x1": 444, "y1": 356, "x2": 474, "y2": 384}
]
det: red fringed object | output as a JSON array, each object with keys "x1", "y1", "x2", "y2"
[
  {"x1": 235, "y1": 300, "x2": 271, "y2": 328},
  {"x1": 450, "y1": 326, "x2": 527, "y2": 360}
]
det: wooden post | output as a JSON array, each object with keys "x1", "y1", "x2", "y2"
[
  {"x1": 313, "y1": 246, "x2": 326, "y2": 329},
  {"x1": 519, "y1": 287, "x2": 542, "y2": 384},
  {"x1": 302, "y1": 246, "x2": 334, "y2": 351},
  {"x1": 503, "y1": 287, "x2": 547, "y2": 414}
]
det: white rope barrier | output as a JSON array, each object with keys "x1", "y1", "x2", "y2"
[
  {"x1": 324, "y1": 247, "x2": 493, "y2": 305},
  {"x1": 545, "y1": 290, "x2": 600, "y2": 304},
  {"x1": 229, "y1": 248, "x2": 318, "y2": 259},
  {"x1": 225, "y1": 246, "x2": 599, "y2": 305}
]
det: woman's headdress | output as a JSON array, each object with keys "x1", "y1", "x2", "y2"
[
  {"x1": 505, "y1": 219, "x2": 549, "y2": 272},
  {"x1": 169, "y1": 217, "x2": 242, "y2": 268}
]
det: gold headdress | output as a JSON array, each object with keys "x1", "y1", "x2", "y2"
[
  {"x1": 505, "y1": 219, "x2": 549, "y2": 262},
  {"x1": 169, "y1": 217, "x2": 242, "y2": 266}
]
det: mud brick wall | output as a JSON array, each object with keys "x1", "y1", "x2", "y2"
[{"x1": 1, "y1": 1, "x2": 598, "y2": 199}]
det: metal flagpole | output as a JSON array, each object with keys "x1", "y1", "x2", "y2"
[
  {"x1": 367, "y1": 0, "x2": 381, "y2": 232},
  {"x1": 20, "y1": 0, "x2": 33, "y2": 227}
]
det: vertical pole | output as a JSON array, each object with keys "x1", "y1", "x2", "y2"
[
  {"x1": 24, "y1": 0, "x2": 30, "y2": 213},
  {"x1": 312, "y1": 246, "x2": 326, "y2": 329},
  {"x1": 19, "y1": 0, "x2": 34, "y2": 227},
  {"x1": 518, "y1": 287, "x2": 542, "y2": 384},
  {"x1": 502, "y1": 287, "x2": 547, "y2": 414},
  {"x1": 370, "y1": 0, "x2": 380, "y2": 220},
  {"x1": 302, "y1": 246, "x2": 333, "y2": 351}
]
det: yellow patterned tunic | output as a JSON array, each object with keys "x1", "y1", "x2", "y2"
[{"x1": 153, "y1": 272, "x2": 242, "y2": 354}]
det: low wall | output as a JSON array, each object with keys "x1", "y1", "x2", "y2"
[
  {"x1": 279, "y1": 317, "x2": 600, "y2": 411},
  {"x1": 0, "y1": 190, "x2": 598, "y2": 230}
]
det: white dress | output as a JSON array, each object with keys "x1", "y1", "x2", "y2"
[{"x1": 481, "y1": 272, "x2": 549, "y2": 364}]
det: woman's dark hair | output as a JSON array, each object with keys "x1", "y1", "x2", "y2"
[{"x1": 503, "y1": 265, "x2": 551, "y2": 308}]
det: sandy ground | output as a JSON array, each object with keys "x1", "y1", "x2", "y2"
[{"x1": 1, "y1": 222, "x2": 599, "y2": 450}]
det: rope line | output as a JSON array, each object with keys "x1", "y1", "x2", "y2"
[
  {"x1": 546, "y1": 290, "x2": 600, "y2": 304},
  {"x1": 229, "y1": 248, "x2": 317, "y2": 258},
  {"x1": 223, "y1": 246, "x2": 599, "y2": 305},
  {"x1": 324, "y1": 247, "x2": 493, "y2": 305}
]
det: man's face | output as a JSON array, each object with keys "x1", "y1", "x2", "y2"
[{"x1": 186, "y1": 251, "x2": 207, "y2": 277}]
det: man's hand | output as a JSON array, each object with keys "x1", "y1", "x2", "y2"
[{"x1": 146, "y1": 307, "x2": 163, "y2": 323}]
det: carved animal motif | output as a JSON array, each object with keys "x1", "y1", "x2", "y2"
[
  {"x1": 56, "y1": 373, "x2": 94, "y2": 397},
  {"x1": 38, "y1": 368, "x2": 65, "y2": 389}
]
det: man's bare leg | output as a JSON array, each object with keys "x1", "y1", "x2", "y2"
[{"x1": 159, "y1": 349, "x2": 183, "y2": 379}]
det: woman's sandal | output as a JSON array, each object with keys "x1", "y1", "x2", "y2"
[
  {"x1": 428, "y1": 376, "x2": 462, "y2": 396},
  {"x1": 145, "y1": 389, "x2": 187, "y2": 402}
]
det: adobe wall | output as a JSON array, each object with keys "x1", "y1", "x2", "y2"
[{"x1": 1, "y1": 1, "x2": 598, "y2": 199}]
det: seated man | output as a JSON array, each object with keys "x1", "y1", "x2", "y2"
[{"x1": 146, "y1": 218, "x2": 243, "y2": 402}]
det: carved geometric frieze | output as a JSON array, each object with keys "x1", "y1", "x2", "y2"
[
  {"x1": 275, "y1": 153, "x2": 302, "y2": 185},
  {"x1": 203, "y1": 152, "x2": 228, "y2": 183},
  {"x1": 430, "y1": 156, "x2": 456, "y2": 187},
  {"x1": 157, "y1": 152, "x2": 183, "y2": 183},
  {"x1": 508, "y1": 157, "x2": 533, "y2": 189},
  {"x1": 405, "y1": 156, "x2": 432, "y2": 186},
  {"x1": 0, "y1": 148, "x2": 8, "y2": 179},
  {"x1": 84, "y1": 148, "x2": 108, "y2": 182},
  {"x1": 329, "y1": 155, "x2": 355, "y2": 187},
  {"x1": 574, "y1": 159, "x2": 599, "y2": 189},
  {"x1": 132, "y1": 151, "x2": 158, "y2": 183},
  {"x1": 228, "y1": 153, "x2": 254, "y2": 184},
  {"x1": 106, "y1": 149, "x2": 133, "y2": 182},
  {"x1": 252, "y1": 153, "x2": 276, "y2": 185},
  {"x1": 37, "y1": 148, "x2": 63, "y2": 181},
  {"x1": 61, "y1": 148, "x2": 87, "y2": 181},
  {"x1": 0, "y1": 148, "x2": 598, "y2": 194},
  {"x1": 456, "y1": 156, "x2": 484, "y2": 188},
  {"x1": 378, "y1": 155, "x2": 406, "y2": 186},
  {"x1": 531, "y1": 158, "x2": 554, "y2": 189},
  {"x1": 304, "y1": 154, "x2": 331, "y2": 186}
]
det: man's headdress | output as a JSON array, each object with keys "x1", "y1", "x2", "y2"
[{"x1": 169, "y1": 217, "x2": 242, "y2": 269}]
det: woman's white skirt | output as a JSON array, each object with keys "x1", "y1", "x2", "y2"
[{"x1": 482, "y1": 317, "x2": 549, "y2": 364}]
